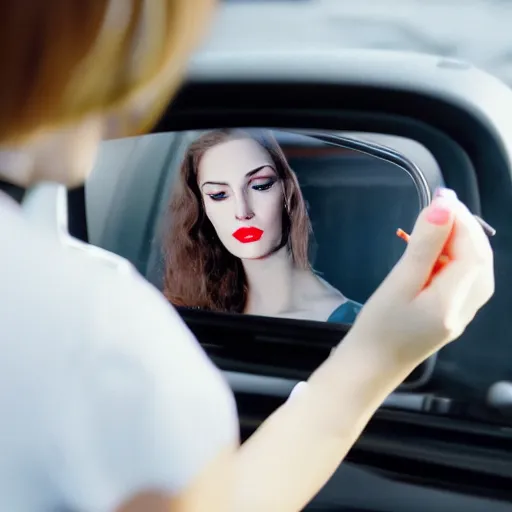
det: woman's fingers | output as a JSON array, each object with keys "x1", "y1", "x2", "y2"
[
  {"x1": 418, "y1": 197, "x2": 494, "y2": 334},
  {"x1": 390, "y1": 190, "x2": 456, "y2": 298},
  {"x1": 431, "y1": 198, "x2": 493, "y2": 292},
  {"x1": 446, "y1": 198, "x2": 493, "y2": 266},
  {"x1": 353, "y1": 187, "x2": 494, "y2": 356}
]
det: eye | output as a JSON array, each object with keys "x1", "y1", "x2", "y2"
[
  {"x1": 207, "y1": 191, "x2": 228, "y2": 201},
  {"x1": 251, "y1": 178, "x2": 276, "y2": 192}
]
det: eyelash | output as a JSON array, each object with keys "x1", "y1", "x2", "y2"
[
  {"x1": 207, "y1": 178, "x2": 277, "y2": 202},
  {"x1": 252, "y1": 178, "x2": 276, "y2": 192},
  {"x1": 208, "y1": 192, "x2": 227, "y2": 201}
]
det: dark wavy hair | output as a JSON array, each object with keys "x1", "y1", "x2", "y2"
[{"x1": 163, "y1": 129, "x2": 311, "y2": 313}]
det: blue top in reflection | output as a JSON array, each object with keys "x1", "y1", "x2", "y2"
[{"x1": 327, "y1": 299, "x2": 363, "y2": 324}]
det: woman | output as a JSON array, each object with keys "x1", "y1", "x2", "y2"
[
  {"x1": 0, "y1": 2, "x2": 494, "y2": 512},
  {"x1": 164, "y1": 129, "x2": 363, "y2": 323}
]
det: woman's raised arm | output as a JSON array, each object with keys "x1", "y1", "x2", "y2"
[{"x1": 231, "y1": 189, "x2": 494, "y2": 512}]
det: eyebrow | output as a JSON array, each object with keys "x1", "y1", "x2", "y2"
[{"x1": 200, "y1": 165, "x2": 275, "y2": 189}]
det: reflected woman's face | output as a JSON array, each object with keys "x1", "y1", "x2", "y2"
[{"x1": 198, "y1": 138, "x2": 284, "y2": 260}]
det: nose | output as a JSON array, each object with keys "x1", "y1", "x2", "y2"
[{"x1": 234, "y1": 195, "x2": 254, "y2": 221}]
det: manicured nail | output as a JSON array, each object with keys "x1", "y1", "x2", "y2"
[
  {"x1": 427, "y1": 198, "x2": 453, "y2": 225},
  {"x1": 434, "y1": 187, "x2": 457, "y2": 202}
]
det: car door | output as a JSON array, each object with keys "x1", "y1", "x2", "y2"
[{"x1": 77, "y1": 47, "x2": 512, "y2": 512}]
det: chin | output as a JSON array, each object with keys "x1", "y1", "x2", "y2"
[
  {"x1": 240, "y1": 253, "x2": 271, "y2": 261},
  {"x1": 231, "y1": 249, "x2": 267, "y2": 260},
  {"x1": 228, "y1": 243, "x2": 278, "y2": 261},
  {"x1": 38, "y1": 165, "x2": 90, "y2": 189},
  {"x1": 59, "y1": 175, "x2": 88, "y2": 189}
]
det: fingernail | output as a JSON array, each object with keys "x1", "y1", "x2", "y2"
[
  {"x1": 427, "y1": 198, "x2": 453, "y2": 225},
  {"x1": 434, "y1": 187, "x2": 458, "y2": 202}
]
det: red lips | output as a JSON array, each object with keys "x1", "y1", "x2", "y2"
[{"x1": 232, "y1": 226, "x2": 264, "y2": 243}]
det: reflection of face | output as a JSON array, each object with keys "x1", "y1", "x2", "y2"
[{"x1": 198, "y1": 138, "x2": 284, "y2": 260}]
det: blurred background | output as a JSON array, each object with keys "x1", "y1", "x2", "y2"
[{"x1": 202, "y1": 0, "x2": 512, "y2": 85}]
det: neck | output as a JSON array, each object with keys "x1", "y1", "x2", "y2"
[
  {"x1": 0, "y1": 148, "x2": 34, "y2": 190},
  {"x1": 0, "y1": 148, "x2": 37, "y2": 203},
  {"x1": 243, "y1": 246, "x2": 296, "y2": 316}
]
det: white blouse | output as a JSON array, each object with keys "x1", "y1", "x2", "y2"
[{"x1": 0, "y1": 185, "x2": 238, "y2": 511}]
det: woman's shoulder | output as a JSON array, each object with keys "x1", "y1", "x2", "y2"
[
  {"x1": 303, "y1": 272, "x2": 363, "y2": 324},
  {"x1": 327, "y1": 298, "x2": 364, "y2": 325},
  {"x1": 50, "y1": 263, "x2": 239, "y2": 509},
  {"x1": 2, "y1": 198, "x2": 239, "y2": 508}
]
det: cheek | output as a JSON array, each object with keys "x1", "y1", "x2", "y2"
[
  {"x1": 253, "y1": 190, "x2": 283, "y2": 227},
  {"x1": 204, "y1": 201, "x2": 231, "y2": 234}
]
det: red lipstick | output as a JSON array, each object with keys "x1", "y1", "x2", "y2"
[{"x1": 232, "y1": 226, "x2": 263, "y2": 243}]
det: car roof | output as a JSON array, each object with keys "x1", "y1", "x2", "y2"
[{"x1": 203, "y1": 0, "x2": 512, "y2": 86}]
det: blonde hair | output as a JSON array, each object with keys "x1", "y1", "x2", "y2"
[{"x1": 0, "y1": 0, "x2": 214, "y2": 144}]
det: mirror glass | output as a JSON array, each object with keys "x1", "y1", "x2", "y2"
[{"x1": 87, "y1": 128, "x2": 436, "y2": 325}]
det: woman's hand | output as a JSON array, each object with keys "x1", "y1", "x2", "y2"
[
  {"x1": 232, "y1": 188, "x2": 494, "y2": 512},
  {"x1": 349, "y1": 187, "x2": 494, "y2": 365}
]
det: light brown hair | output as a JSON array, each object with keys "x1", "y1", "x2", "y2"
[
  {"x1": 0, "y1": 0, "x2": 214, "y2": 144},
  {"x1": 163, "y1": 129, "x2": 312, "y2": 313}
]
